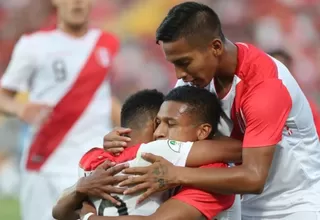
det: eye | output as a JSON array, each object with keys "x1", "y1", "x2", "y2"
[
  {"x1": 155, "y1": 118, "x2": 161, "y2": 126},
  {"x1": 167, "y1": 120, "x2": 176, "y2": 127}
]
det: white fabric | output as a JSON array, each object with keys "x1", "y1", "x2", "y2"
[
  {"x1": 78, "y1": 139, "x2": 193, "y2": 216},
  {"x1": 175, "y1": 56, "x2": 320, "y2": 217}
]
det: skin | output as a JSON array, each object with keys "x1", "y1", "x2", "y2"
[
  {"x1": 80, "y1": 101, "x2": 220, "y2": 220},
  {"x1": 117, "y1": 36, "x2": 277, "y2": 203}
]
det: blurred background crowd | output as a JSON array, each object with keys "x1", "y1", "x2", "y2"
[{"x1": 0, "y1": 0, "x2": 320, "y2": 218}]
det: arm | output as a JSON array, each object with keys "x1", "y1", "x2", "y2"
[
  {"x1": 52, "y1": 150, "x2": 128, "y2": 220},
  {"x1": 111, "y1": 96, "x2": 121, "y2": 127},
  {"x1": 88, "y1": 164, "x2": 233, "y2": 220},
  {"x1": 52, "y1": 184, "x2": 86, "y2": 220},
  {"x1": 0, "y1": 36, "x2": 40, "y2": 118},
  {"x1": 186, "y1": 137, "x2": 242, "y2": 166},
  {"x1": 0, "y1": 88, "x2": 20, "y2": 116},
  {"x1": 174, "y1": 79, "x2": 292, "y2": 194},
  {"x1": 89, "y1": 200, "x2": 203, "y2": 220}
]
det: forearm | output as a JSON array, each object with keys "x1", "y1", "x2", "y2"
[
  {"x1": 0, "y1": 90, "x2": 21, "y2": 116},
  {"x1": 90, "y1": 216, "x2": 148, "y2": 220},
  {"x1": 176, "y1": 165, "x2": 262, "y2": 194},
  {"x1": 187, "y1": 138, "x2": 242, "y2": 167},
  {"x1": 52, "y1": 184, "x2": 87, "y2": 220}
]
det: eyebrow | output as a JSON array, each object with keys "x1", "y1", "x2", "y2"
[
  {"x1": 157, "y1": 115, "x2": 178, "y2": 122},
  {"x1": 168, "y1": 56, "x2": 191, "y2": 64}
]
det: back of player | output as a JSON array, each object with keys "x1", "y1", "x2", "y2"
[{"x1": 79, "y1": 139, "x2": 193, "y2": 216}]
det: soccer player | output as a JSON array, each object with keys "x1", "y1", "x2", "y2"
[
  {"x1": 105, "y1": 2, "x2": 320, "y2": 220},
  {"x1": 268, "y1": 49, "x2": 320, "y2": 137},
  {"x1": 54, "y1": 87, "x2": 242, "y2": 220},
  {"x1": 0, "y1": 0, "x2": 121, "y2": 220}
]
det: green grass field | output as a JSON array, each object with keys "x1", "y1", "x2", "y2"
[{"x1": 0, "y1": 198, "x2": 20, "y2": 220}]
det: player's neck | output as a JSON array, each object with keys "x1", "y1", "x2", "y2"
[
  {"x1": 215, "y1": 39, "x2": 238, "y2": 85},
  {"x1": 58, "y1": 23, "x2": 89, "y2": 38}
]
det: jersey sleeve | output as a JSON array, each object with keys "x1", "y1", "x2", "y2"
[
  {"x1": 172, "y1": 163, "x2": 235, "y2": 220},
  {"x1": 134, "y1": 140, "x2": 193, "y2": 167},
  {"x1": 78, "y1": 147, "x2": 108, "y2": 178},
  {"x1": 1, "y1": 35, "x2": 37, "y2": 91},
  {"x1": 242, "y1": 79, "x2": 292, "y2": 147}
]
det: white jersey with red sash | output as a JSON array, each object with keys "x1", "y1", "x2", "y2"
[
  {"x1": 176, "y1": 43, "x2": 320, "y2": 218},
  {"x1": 1, "y1": 28, "x2": 119, "y2": 178}
]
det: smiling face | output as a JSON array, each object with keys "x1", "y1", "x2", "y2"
[
  {"x1": 162, "y1": 37, "x2": 223, "y2": 88},
  {"x1": 153, "y1": 101, "x2": 212, "y2": 142},
  {"x1": 53, "y1": 0, "x2": 92, "y2": 28}
]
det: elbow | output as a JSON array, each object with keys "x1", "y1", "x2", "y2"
[
  {"x1": 243, "y1": 170, "x2": 266, "y2": 194},
  {"x1": 247, "y1": 180, "x2": 264, "y2": 194},
  {"x1": 52, "y1": 205, "x2": 59, "y2": 220}
]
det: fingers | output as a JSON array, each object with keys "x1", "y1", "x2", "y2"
[
  {"x1": 103, "y1": 127, "x2": 132, "y2": 151},
  {"x1": 115, "y1": 127, "x2": 132, "y2": 136},
  {"x1": 107, "y1": 147, "x2": 125, "y2": 154},
  {"x1": 101, "y1": 193, "x2": 121, "y2": 206},
  {"x1": 108, "y1": 175, "x2": 130, "y2": 185},
  {"x1": 119, "y1": 175, "x2": 146, "y2": 187},
  {"x1": 141, "y1": 153, "x2": 162, "y2": 163},
  {"x1": 104, "y1": 185, "x2": 126, "y2": 194},
  {"x1": 123, "y1": 182, "x2": 149, "y2": 195},
  {"x1": 137, "y1": 188, "x2": 154, "y2": 205},
  {"x1": 122, "y1": 167, "x2": 149, "y2": 175},
  {"x1": 96, "y1": 160, "x2": 116, "y2": 170},
  {"x1": 106, "y1": 163, "x2": 129, "y2": 175}
]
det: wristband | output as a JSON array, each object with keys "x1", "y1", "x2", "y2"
[{"x1": 82, "y1": 212, "x2": 95, "y2": 220}]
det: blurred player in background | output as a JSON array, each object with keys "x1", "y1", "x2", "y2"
[
  {"x1": 0, "y1": 0, "x2": 121, "y2": 219},
  {"x1": 268, "y1": 49, "x2": 320, "y2": 137}
]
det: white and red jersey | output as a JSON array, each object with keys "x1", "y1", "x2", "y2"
[
  {"x1": 1, "y1": 28, "x2": 119, "y2": 179},
  {"x1": 176, "y1": 43, "x2": 320, "y2": 217},
  {"x1": 78, "y1": 140, "x2": 238, "y2": 220}
]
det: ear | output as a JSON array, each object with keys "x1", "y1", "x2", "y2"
[
  {"x1": 196, "y1": 123, "x2": 213, "y2": 140},
  {"x1": 209, "y1": 38, "x2": 223, "y2": 57}
]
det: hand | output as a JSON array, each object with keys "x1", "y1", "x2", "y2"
[
  {"x1": 103, "y1": 127, "x2": 132, "y2": 155},
  {"x1": 119, "y1": 153, "x2": 179, "y2": 204},
  {"x1": 17, "y1": 102, "x2": 52, "y2": 125},
  {"x1": 79, "y1": 201, "x2": 97, "y2": 220},
  {"x1": 76, "y1": 160, "x2": 129, "y2": 205}
]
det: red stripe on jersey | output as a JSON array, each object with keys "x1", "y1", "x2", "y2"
[
  {"x1": 26, "y1": 32, "x2": 119, "y2": 171},
  {"x1": 79, "y1": 145, "x2": 141, "y2": 172}
]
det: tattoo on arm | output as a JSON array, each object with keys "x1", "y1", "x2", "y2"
[{"x1": 152, "y1": 164, "x2": 169, "y2": 190}]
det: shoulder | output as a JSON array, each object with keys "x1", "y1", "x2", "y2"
[
  {"x1": 236, "y1": 43, "x2": 278, "y2": 84},
  {"x1": 96, "y1": 29, "x2": 120, "y2": 55}
]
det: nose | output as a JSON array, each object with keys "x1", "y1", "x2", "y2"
[
  {"x1": 153, "y1": 123, "x2": 167, "y2": 140},
  {"x1": 175, "y1": 66, "x2": 188, "y2": 81}
]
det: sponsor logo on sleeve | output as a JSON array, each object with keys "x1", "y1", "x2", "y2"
[{"x1": 167, "y1": 140, "x2": 182, "y2": 153}]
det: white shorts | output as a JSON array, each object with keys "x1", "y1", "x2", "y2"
[
  {"x1": 20, "y1": 171, "x2": 77, "y2": 220},
  {"x1": 242, "y1": 212, "x2": 320, "y2": 220}
]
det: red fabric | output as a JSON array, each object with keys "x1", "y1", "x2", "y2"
[
  {"x1": 79, "y1": 145, "x2": 141, "y2": 172},
  {"x1": 308, "y1": 99, "x2": 320, "y2": 137},
  {"x1": 26, "y1": 32, "x2": 120, "y2": 171},
  {"x1": 230, "y1": 43, "x2": 292, "y2": 147},
  {"x1": 172, "y1": 163, "x2": 235, "y2": 220}
]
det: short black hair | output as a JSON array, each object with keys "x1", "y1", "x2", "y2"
[
  {"x1": 121, "y1": 89, "x2": 164, "y2": 130},
  {"x1": 165, "y1": 85, "x2": 222, "y2": 138},
  {"x1": 156, "y1": 1, "x2": 225, "y2": 46},
  {"x1": 268, "y1": 49, "x2": 292, "y2": 65}
]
